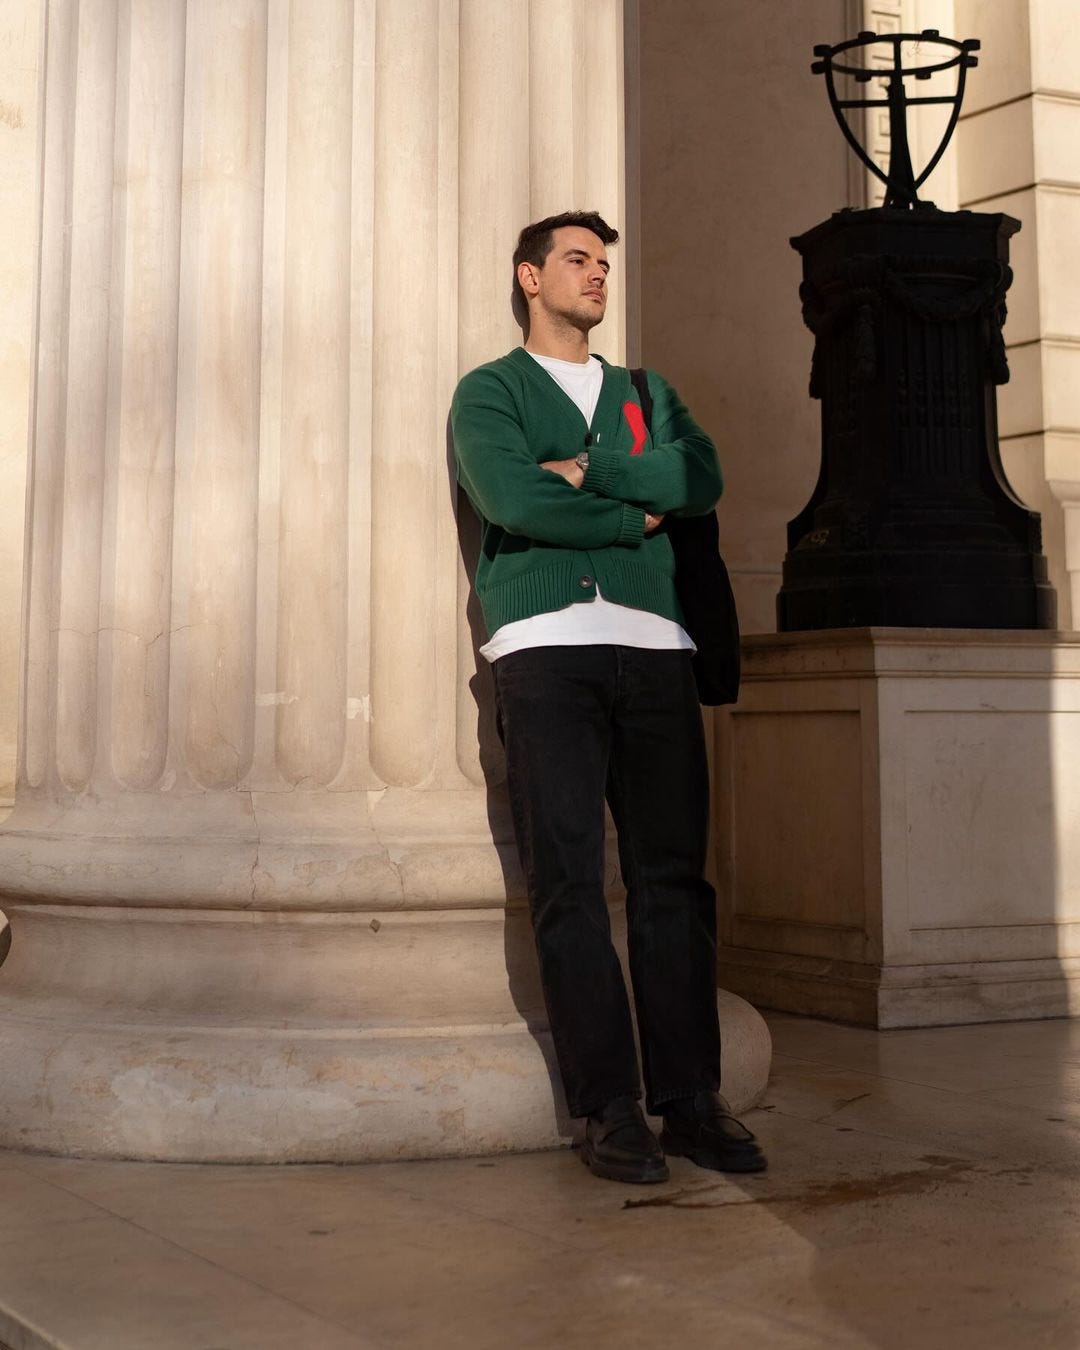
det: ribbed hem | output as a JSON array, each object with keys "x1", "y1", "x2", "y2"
[
  {"x1": 478, "y1": 556, "x2": 685, "y2": 636},
  {"x1": 616, "y1": 504, "x2": 646, "y2": 548},
  {"x1": 594, "y1": 558, "x2": 683, "y2": 625},
  {"x1": 582, "y1": 446, "x2": 623, "y2": 499},
  {"x1": 480, "y1": 562, "x2": 581, "y2": 635}
]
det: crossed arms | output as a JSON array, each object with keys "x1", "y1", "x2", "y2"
[{"x1": 451, "y1": 367, "x2": 722, "y2": 550}]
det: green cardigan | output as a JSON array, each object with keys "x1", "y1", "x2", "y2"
[{"x1": 451, "y1": 346, "x2": 722, "y2": 638}]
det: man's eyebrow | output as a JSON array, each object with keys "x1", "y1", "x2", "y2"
[{"x1": 563, "y1": 248, "x2": 610, "y2": 270}]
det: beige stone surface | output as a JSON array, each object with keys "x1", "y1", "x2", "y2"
[
  {"x1": 1027, "y1": 0, "x2": 1080, "y2": 92},
  {"x1": 957, "y1": 96, "x2": 1034, "y2": 204},
  {"x1": 10, "y1": 0, "x2": 624, "y2": 807},
  {"x1": 1039, "y1": 341, "x2": 1080, "y2": 430},
  {"x1": 717, "y1": 629, "x2": 1080, "y2": 1027},
  {"x1": 999, "y1": 338, "x2": 1044, "y2": 440},
  {"x1": 955, "y1": 0, "x2": 1030, "y2": 114},
  {"x1": 0, "y1": 0, "x2": 775, "y2": 1165},
  {"x1": 10, "y1": 0, "x2": 1076, "y2": 1168},
  {"x1": 906, "y1": 0, "x2": 961, "y2": 212},
  {"x1": 957, "y1": 0, "x2": 1080, "y2": 628},
  {"x1": 3, "y1": 1013, "x2": 1080, "y2": 1349},
  {"x1": 974, "y1": 186, "x2": 1039, "y2": 343},
  {"x1": 1031, "y1": 95, "x2": 1080, "y2": 185},
  {"x1": 632, "y1": 2, "x2": 972, "y2": 637},
  {"x1": 0, "y1": 901, "x2": 769, "y2": 1161},
  {"x1": 999, "y1": 434, "x2": 1068, "y2": 608},
  {"x1": 1032, "y1": 187, "x2": 1080, "y2": 337},
  {"x1": 636, "y1": 0, "x2": 850, "y2": 635},
  {"x1": 0, "y1": 1, "x2": 42, "y2": 810}
]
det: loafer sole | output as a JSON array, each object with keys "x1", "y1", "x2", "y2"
[
  {"x1": 579, "y1": 1139, "x2": 670, "y2": 1185},
  {"x1": 660, "y1": 1129, "x2": 768, "y2": 1174}
]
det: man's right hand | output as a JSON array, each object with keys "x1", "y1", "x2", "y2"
[{"x1": 644, "y1": 512, "x2": 665, "y2": 533}]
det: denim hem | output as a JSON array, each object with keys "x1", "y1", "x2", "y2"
[
  {"x1": 646, "y1": 1080, "x2": 722, "y2": 1115},
  {"x1": 570, "y1": 1087, "x2": 643, "y2": 1121}
]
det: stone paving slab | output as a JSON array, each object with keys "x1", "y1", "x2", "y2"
[{"x1": 1, "y1": 1013, "x2": 1078, "y2": 1349}]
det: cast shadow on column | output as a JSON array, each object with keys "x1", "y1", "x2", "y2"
[{"x1": 447, "y1": 416, "x2": 573, "y2": 1140}]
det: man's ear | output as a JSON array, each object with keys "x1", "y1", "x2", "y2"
[{"x1": 516, "y1": 260, "x2": 540, "y2": 298}]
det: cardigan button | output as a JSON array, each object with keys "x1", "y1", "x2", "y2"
[{"x1": 578, "y1": 575, "x2": 593, "y2": 589}]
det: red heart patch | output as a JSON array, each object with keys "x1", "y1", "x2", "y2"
[{"x1": 623, "y1": 400, "x2": 647, "y2": 456}]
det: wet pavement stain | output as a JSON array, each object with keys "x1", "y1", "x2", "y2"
[
  {"x1": 622, "y1": 1154, "x2": 987, "y2": 1212},
  {"x1": 828, "y1": 1091, "x2": 873, "y2": 1114}
]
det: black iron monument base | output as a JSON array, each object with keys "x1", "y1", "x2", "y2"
[{"x1": 778, "y1": 207, "x2": 1056, "y2": 632}]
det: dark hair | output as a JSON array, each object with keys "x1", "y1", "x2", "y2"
[{"x1": 512, "y1": 211, "x2": 619, "y2": 312}]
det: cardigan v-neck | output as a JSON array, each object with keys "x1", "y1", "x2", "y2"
[
  {"x1": 507, "y1": 346, "x2": 627, "y2": 448},
  {"x1": 524, "y1": 350, "x2": 604, "y2": 427}
]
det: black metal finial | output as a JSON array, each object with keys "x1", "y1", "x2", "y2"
[{"x1": 812, "y1": 32, "x2": 980, "y2": 208}]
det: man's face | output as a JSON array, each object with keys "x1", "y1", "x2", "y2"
[{"x1": 520, "y1": 226, "x2": 610, "y2": 333}]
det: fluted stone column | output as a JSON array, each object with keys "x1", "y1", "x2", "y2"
[{"x1": 0, "y1": 0, "x2": 769, "y2": 1162}]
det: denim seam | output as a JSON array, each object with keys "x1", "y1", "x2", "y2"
[{"x1": 607, "y1": 749, "x2": 654, "y2": 1101}]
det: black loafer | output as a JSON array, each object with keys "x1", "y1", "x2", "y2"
[
  {"x1": 660, "y1": 1090, "x2": 767, "y2": 1173},
  {"x1": 580, "y1": 1095, "x2": 670, "y2": 1184}
]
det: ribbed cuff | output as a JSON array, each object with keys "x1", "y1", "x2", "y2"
[
  {"x1": 616, "y1": 504, "x2": 646, "y2": 547},
  {"x1": 582, "y1": 446, "x2": 623, "y2": 498}
]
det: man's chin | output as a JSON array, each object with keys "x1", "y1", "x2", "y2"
[{"x1": 573, "y1": 308, "x2": 605, "y2": 333}]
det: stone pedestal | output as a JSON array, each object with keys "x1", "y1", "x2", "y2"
[
  {"x1": 0, "y1": 0, "x2": 770, "y2": 1162},
  {"x1": 717, "y1": 628, "x2": 1080, "y2": 1029}
]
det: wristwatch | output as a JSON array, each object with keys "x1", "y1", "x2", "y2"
[{"x1": 575, "y1": 450, "x2": 590, "y2": 474}]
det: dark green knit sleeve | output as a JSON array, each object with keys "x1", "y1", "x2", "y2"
[
  {"x1": 581, "y1": 371, "x2": 722, "y2": 518},
  {"x1": 452, "y1": 369, "x2": 646, "y2": 549}
]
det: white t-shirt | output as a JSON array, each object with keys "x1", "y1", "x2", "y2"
[{"x1": 479, "y1": 351, "x2": 694, "y2": 663}]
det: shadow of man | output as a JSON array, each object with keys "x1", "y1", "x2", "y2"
[{"x1": 446, "y1": 413, "x2": 573, "y2": 1142}]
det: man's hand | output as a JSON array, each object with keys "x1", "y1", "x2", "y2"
[
  {"x1": 541, "y1": 459, "x2": 663, "y2": 533},
  {"x1": 540, "y1": 458, "x2": 584, "y2": 489}
]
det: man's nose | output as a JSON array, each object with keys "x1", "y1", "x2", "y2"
[{"x1": 588, "y1": 267, "x2": 606, "y2": 287}]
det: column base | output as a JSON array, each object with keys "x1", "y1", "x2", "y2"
[{"x1": 0, "y1": 905, "x2": 771, "y2": 1162}]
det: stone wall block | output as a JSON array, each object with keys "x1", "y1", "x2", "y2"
[
  {"x1": 957, "y1": 98, "x2": 1033, "y2": 206},
  {"x1": 957, "y1": 0, "x2": 1080, "y2": 629},
  {"x1": 1001, "y1": 433, "x2": 1069, "y2": 612},
  {"x1": 997, "y1": 339, "x2": 1043, "y2": 441},
  {"x1": 1028, "y1": 0, "x2": 1080, "y2": 94},
  {"x1": 1033, "y1": 188, "x2": 1080, "y2": 338},
  {"x1": 719, "y1": 631, "x2": 1080, "y2": 1028},
  {"x1": 954, "y1": 0, "x2": 1030, "y2": 115}
]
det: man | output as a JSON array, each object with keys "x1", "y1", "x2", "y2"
[{"x1": 451, "y1": 211, "x2": 766, "y2": 1184}]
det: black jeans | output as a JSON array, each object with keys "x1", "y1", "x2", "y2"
[{"x1": 492, "y1": 644, "x2": 723, "y2": 1118}]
